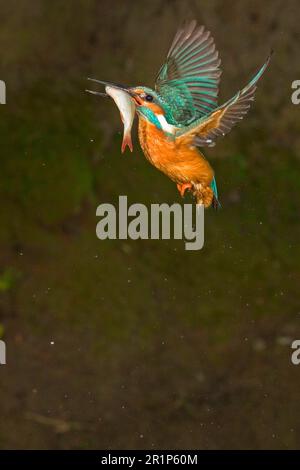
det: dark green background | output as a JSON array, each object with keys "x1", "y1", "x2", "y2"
[{"x1": 0, "y1": 0, "x2": 300, "y2": 449}]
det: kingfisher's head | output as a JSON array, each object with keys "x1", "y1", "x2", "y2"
[
  {"x1": 127, "y1": 87, "x2": 164, "y2": 111},
  {"x1": 128, "y1": 86, "x2": 176, "y2": 132}
]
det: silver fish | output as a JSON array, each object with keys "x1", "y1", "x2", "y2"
[{"x1": 105, "y1": 85, "x2": 135, "y2": 153}]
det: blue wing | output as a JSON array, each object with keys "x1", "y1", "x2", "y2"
[
  {"x1": 155, "y1": 20, "x2": 222, "y2": 125},
  {"x1": 175, "y1": 53, "x2": 272, "y2": 146}
]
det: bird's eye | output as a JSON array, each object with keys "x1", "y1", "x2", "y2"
[{"x1": 145, "y1": 94, "x2": 153, "y2": 102}]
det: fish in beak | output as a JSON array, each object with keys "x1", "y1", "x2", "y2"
[{"x1": 86, "y1": 79, "x2": 136, "y2": 153}]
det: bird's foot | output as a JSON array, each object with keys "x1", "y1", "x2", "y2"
[{"x1": 177, "y1": 182, "x2": 193, "y2": 198}]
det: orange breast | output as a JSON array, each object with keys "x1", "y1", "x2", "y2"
[{"x1": 138, "y1": 117, "x2": 214, "y2": 185}]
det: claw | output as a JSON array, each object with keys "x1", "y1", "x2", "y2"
[{"x1": 177, "y1": 182, "x2": 193, "y2": 198}]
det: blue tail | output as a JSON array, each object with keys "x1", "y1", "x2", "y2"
[{"x1": 211, "y1": 177, "x2": 221, "y2": 210}]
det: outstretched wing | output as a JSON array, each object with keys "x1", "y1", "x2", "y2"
[
  {"x1": 175, "y1": 53, "x2": 272, "y2": 147},
  {"x1": 155, "y1": 20, "x2": 221, "y2": 125}
]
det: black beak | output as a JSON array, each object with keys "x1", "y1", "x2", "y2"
[{"x1": 85, "y1": 78, "x2": 132, "y2": 97}]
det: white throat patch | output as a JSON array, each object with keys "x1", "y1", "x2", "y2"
[{"x1": 156, "y1": 114, "x2": 177, "y2": 134}]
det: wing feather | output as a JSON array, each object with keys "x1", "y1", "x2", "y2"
[
  {"x1": 175, "y1": 53, "x2": 272, "y2": 147},
  {"x1": 155, "y1": 21, "x2": 221, "y2": 124}
]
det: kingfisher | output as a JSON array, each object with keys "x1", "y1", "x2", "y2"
[{"x1": 87, "y1": 20, "x2": 271, "y2": 208}]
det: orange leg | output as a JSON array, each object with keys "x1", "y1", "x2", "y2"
[{"x1": 177, "y1": 182, "x2": 193, "y2": 198}]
